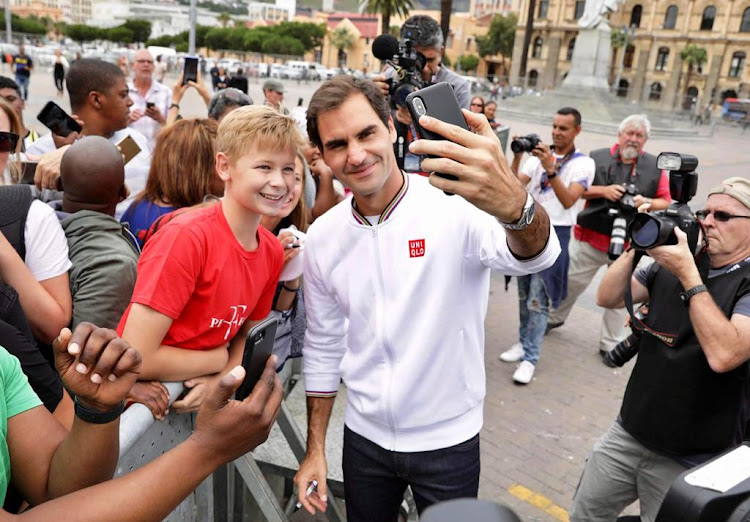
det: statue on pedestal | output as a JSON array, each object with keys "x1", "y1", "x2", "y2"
[{"x1": 578, "y1": 0, "x2": 623, "y2": 29}]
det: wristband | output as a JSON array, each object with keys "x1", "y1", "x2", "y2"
[
  {"x1": 169, "y1": 103, "x2": 180, "y2": 110},
  {"x1": 281, "y1": 284, "x2": 299, "y2": 293},
  {"x1": 547, "y1": 171, "x2": 557, "y2": 180},
  {"x1": 680, "y1": 284, "x2": 707, "y2": 304},
  {"x1": 74, "y1": 396, "x2": 125, "y2": 424}
]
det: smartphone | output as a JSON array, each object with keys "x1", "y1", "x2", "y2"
[
  {"x1": 183, "y1": 55, "x2": 199, "y2": 85},
  {"x1": 117, "y1": 134, "x2": 141, "y2": 165},
  {"x1": 37, "y1": 101, "x2": 82, "y2": 138},
  {"x1": 146, "y1": 101, "x2": 155, "y2": 109},
  {"x1": 405, "y1": 82, "x2": 469, "y2": 184},
  {"x1": 235, "y1": 317, "x2": 278, "y2": 401},
  {"x1": 20, "y1": 161, "x2": 38, "y2": 184}
]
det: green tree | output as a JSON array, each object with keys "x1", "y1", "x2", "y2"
[
  {"x1": 361, "y1": 0, "x2": 414, "y2": 37},
  {"x1": 275, "y1": 21, "x2": 326, "y2": 51},
  {"x1": 107, "y1": 26, "x2": 134, "y2": 44},
  {"x1": 65, "y1": 23, "x2": 100, "y2": 43},
  {"x1": 205, "y1": 27, "x2": 232, "y2": 50},
  {"x1": 329, "y1": 26, "x2": 356, "y2": 67},
  {"x1": 243, "y1": 28, "x2": 267, "y2": 53},
  {"x1": 679, "y1": 44, "x2": 708, "y2": 109},
  {"x1": 263, "y1": 35, "x2": 304, "y2": 56},
  {"x1": 475, "y1": 13, "x2": 517, "y2": 76},
  {"x1": 218, "y1": 12, "x2": 232, "y2": 28},
  {"x1": 459, "y1": 53, "x2": 479, "y2": 72},
  {"x1": 122, "y1": 19, "x2": 151, "y2": 43}
]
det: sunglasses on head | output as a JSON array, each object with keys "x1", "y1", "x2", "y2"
[
  {"x1": 696, "y1": 209, "x2": 750, "y2": 222},
  {"x1": 0, "y1": 131, "x2": 19, "y2": 153}
]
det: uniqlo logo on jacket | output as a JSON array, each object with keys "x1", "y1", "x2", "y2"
[{"x1": 409, "y1": 239, "x2": 425, "y2": 258}]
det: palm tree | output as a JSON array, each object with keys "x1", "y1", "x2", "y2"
[
  {"x1": 361, "y1": 0, "x2": 414, "y2": 37},
  {"x1": 329, "y1": 26, "x2": 356, "y2": 68},
  {"x1": 218, "y1": 12, "x2": 232, "y2": 28},
  {"x1": 519, "y1": 0, "x2": 537, "y2": 81},
  {"x1": 679, "y1": 44, "x2": 707, "y2": 109},
  {"x1": 440, "y1": 0, "x2": 451, "y2": 46}
]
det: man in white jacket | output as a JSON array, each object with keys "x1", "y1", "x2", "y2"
[{"x1": 294, "y1": 75, "x2": 560, "y2": 521}]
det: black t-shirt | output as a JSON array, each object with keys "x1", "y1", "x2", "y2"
[{"x1": 12, "y1": 55, "x2": 32, "y2": 77}]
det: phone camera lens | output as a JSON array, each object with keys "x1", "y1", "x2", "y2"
[{"x1": 414, "y1": 98, "x2": 426, "y2": 116}]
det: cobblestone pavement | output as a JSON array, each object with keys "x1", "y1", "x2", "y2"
[{"x1": 16, "y1": 67, "x2": 750, "y2": 520}]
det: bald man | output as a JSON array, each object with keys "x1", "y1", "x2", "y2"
[
  {"x1": 59, "y1": 136, "x2": 140, "y2": 330},
  {"x1": 127, "y1": 49, "x2": 171, "y2": 147}
]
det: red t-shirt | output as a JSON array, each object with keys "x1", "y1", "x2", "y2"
[{"x1": 117, "y1": 203, "x2": 283, "y2": 350}]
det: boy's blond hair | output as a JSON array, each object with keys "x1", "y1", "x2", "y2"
[{"x1": 216, "y1": 105, "x2": 304, "y2": 163}]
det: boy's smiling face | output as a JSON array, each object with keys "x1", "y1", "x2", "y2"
[{"x1": 217, "y1": 144, "x2": 296, "y2": 217}]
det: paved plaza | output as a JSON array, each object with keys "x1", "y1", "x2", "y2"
[{"x1": 15, "y1": 65, "x2": 750, "y2": 520}]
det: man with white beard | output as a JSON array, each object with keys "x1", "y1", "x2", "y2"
[{"x1": 546, "y1": 115, "x2": 672, "y2": 359}]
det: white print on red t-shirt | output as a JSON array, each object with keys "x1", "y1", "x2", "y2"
[{"x1": 210, "y1": 305, "x2": 248, "y2": 340}]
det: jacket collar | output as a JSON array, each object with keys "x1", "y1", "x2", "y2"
[{"x1": 351, "y1": 171, "x2": 409, "y2": 226}]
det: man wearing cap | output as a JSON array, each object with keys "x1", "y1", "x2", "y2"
[
  {"x1": 570, "y1": 177, "x2": 750, "y2": 522},
  {"x1": 262, "y1": 79, "x2": 288, "y2": 115}
]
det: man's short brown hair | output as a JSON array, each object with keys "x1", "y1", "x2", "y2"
[
  {"x1": 216, "y1": 105, "x2": 304, "y2": 163},
  {"x1": 307, "y1": 76, "x2": 391, "y2": 151}
]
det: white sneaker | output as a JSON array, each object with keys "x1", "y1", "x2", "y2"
[
  {"x1": 499, "y1": 342, "x2": 524, "y2": 362},
  {"x1": 513, "y1": 360, "x2": 536, "y2": 385}
]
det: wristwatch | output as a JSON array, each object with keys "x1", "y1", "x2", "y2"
[
  {"x1": 680, "y1": 284, "x2": 707, "y2": 304},
  {"x1": 500, "y1": 192, "x2": 535, "y2": 231}
]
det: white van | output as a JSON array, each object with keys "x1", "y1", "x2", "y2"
[{"x1": 284, "y1": 61, "x2": 326, "y2": 81}]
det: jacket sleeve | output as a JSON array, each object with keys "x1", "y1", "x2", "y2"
[
  {"x1": 302, "y1": 236, "x2": 347, "y2": 397},
  {"x1": 70, "y1": 253, "x2": 138, "y2": 331}
]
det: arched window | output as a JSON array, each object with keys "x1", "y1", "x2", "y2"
[
  {"x1": 700, "y1": 6, "x2": 716, "y2": 31},
  {"x1": 630, "y1": 4, "x2": 643, "y2": 28},
  {"x1": 528, "y1": 69, "x2": 539, "y2": 87},
  {"x1": 624, "y1": 44, "x2": 635, "y2": 68},
  {"x1": 649, "y1": 82, "x2": 662, "y2": 101},
  {"x1": 655, "y1": 47, "x2": 669, "y2": 71},
  {"x1": 722, "y1": 89, "x2": 738, "y2": 102},
  {"x1": 683, "y1": 86, "x2": 699, "y2": 110},
  {"x1": 741, "y1": 7, "x2": 750, "y2": 32},
  {"x1": 566, "y1": 38, "x2": 576, "y2": 61},
  {"x1": 617, "y1": 79, "x2": 629, "y2": 98},
  {"x1": 532, "y1": 37, "x2": 543, "y2": 59},
  {"x1": 574, "y1": 0, "x2": 585, "y2": 20},
  {"x1": 664, "y1": 5, "x2": 678, "y2": 29},
  {"x1": 538, "y1": 0, "x2": 548, "y2": 18},
  {"x1": 729, "y1": 52, "x2": 746, "y2": 78}
]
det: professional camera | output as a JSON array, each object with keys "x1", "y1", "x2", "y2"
[
  {"x1": 602, "y1": 307, "x2": 646, "y2": 368},
  {"x1": 510, "y1": 134, "x2": 542, "y2": 154},
  {"x1": 371, "y1": 22, "x2": 428, "y2": 109},
  {"x1": 607, "y1": 183, "x2": 638, "y2": 260},
  {"x1": 629, "y1": 153, "x2": 701, "y2": 253}
]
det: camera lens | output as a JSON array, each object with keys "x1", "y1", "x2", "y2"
[
  {"x1": 630, "y1": 214, "x2": 660, "y2": 249},
  {"x1": 412, "y1": 97, "x2": 426, "y2": 116}
]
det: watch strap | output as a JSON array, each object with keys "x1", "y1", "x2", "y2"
[
  {"x1": 74, "y1": 396, "x2": 126, "y2": 424},
  {"x1": 500, "y1": 192, "x2": 535, "y2": 231},
  {"x1": 680, "y1": 284, "x2": 707, "y2": 304}
]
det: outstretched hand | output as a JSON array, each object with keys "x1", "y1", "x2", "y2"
[
  {"x1": 54, "y1": 323, "x2": 141, "y2": 411},
  {"x1": 408, "y1": 109, "x2": 528, "y2": 222}
]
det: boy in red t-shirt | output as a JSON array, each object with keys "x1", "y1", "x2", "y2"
[{"x1": 118, "y1": 105, "x2": 304, "y2": 414}]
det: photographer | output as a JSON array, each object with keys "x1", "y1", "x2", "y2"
[
  {"x1": 373, "y1": 15, "x2": 470, "y2": 173},
  {"x1": 548, "y1": 115, "x2": 671, "y2": 358},
  {"x1": 499, "y1": 108, "x2": 594, "y2": 384},
  {"x1": 570, "y1": 177, "x2": 750, "y2": 522}
]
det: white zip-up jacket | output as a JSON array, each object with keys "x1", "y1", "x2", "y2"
[{"x1": 303, "y1": 173, "x2": 560, "y2": 452}]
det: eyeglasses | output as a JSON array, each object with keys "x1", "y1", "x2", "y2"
[
  {"x1": 0, "y1": 131, "x2": 19, "y2": 152},
  {"x1": 136, "y1": 59, "x2": 154, "y2": 64},
  {"x1": 696, "y1": 209, "x2": 750, "y2": 222},
  {"x1": 470, "y1": 102, "x2": 484, "y2": 107}
]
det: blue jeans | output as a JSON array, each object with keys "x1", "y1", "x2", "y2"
[
  {"x1": 14, "y1": 75, "x2": 28, "y2": 100},
  {"x1": 342, "y1": 426, "x2": 480, "y2": 522},
  {"x1": 517, "y1": 273, "x2": 550, "y2": 365}
]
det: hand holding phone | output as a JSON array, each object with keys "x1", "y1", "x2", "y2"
[
  {"x1": 183, "y1": 56, "x2": 199, "y2": 86},
  {"x1": 235, "y1": 317, "x2": 278, "y2": 401},
  {"x1": 37, "y1": 101, "x2": 83, "y2": 138}
]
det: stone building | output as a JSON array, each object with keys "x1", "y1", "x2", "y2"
[{"x1": 509, "y1": 0, "x2": 750, "y2": 109}]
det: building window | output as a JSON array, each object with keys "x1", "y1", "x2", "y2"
[
  {"x1": 741, "y1": 7, "x2": 750, "y2": 32},
  {"x1": 624, "y1": 44, "x2": 635, "y2": 68},
  {"x1": 649, "y1": 82, "x2": 662, "y2": 100},
  {"x1": 629, "y1": 4, "x2": 642, "y2": 28},
  {"x1": 655, "y1": 47, "x2": 669, "y2": 71},
  {"x1": 566, "y1": 38, "x2": 576, "y2": 61},
  {"x1": 532, "y1": 37, "x2": 543, "y2": 59},
  {"x1": 700, "y1": 6, "x2": 716, "y2": 31},
  {"x1": 617, "y1": 79, "x2": 629, "y2": 98},
  {"x1": 528, "y1": 69, "x2": 538, "y2": 87},
  {"x1": 729, "y1": 52, "x2": 746, "y2": 78},
  {"x1": 574, "y1": 0, "x2": 585, "y2": 20},
  {"x1": 538, "y1": 0, "x2": 548, "y2": 19},
  {"x1": 664, "y1": 5, "x2": 678, "y2": 29},
  {"x1": 466, "y1": 37, "x2": 472, "y2": 51}
]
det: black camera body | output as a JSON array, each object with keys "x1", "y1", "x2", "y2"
[
  {"x1": 629, "y1": 153, "x2": 701, "y2": 254},
  {"x1": 372, "y1": 23, "x2": 428, "y2": 109},
  {"x1": 607, "y1": 183, "x2": 639, "y2": 260},
  {"x1": 510, "y1": 134, "x2": 542, "y2": 154}
]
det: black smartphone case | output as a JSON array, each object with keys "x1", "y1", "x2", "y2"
[{"x1": 235, "y1": 317, "x2": 278, "y2": 401}]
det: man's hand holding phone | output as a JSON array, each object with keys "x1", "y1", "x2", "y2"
[
  {"x1": 145, "y1": 103, "x2": 165, "y2": 125},
  {"x1": 408, "y1": 109, "x2": 528, "y2": 223}
]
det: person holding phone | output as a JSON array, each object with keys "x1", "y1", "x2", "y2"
[
  {"x1": 294, "y1": 75, "x2": 559, "y2": 519},
  {"x1": 127, "y1": 49, "x2": 171, "y2": 148}
]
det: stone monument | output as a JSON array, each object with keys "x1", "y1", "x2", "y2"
[{"x1": 562, "y1": 0, "x2": 623, "y2": 91}]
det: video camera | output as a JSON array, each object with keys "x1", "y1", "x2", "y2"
[
  {"x1": 371, "y1": 23, "x2": 429, "y2": 109},
  {"x1": 629, "y1": 153, "x2": 701, "y2": 254},
  {"x1": 607, "y1": 183, "x2": 638, "y2": 260}
]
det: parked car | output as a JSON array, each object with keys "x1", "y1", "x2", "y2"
[
  {"x1": 269, "y1": 64, "x2": 284, "y2": 78},
  {"x1": 281, "y1": 66, "x2": 302, "y2": 80}
]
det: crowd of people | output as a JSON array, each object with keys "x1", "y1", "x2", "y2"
[{"x1": 0, "y1": 12, "x2": 748, "y2": 522}]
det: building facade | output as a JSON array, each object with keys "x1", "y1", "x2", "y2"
[{"x1": 510, "y1": 0, "x2": 750, "y2": 108}]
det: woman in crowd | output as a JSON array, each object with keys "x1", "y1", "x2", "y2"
[
  {"x1": 470, "y1": 95, "x2": 485, "y2": 114},
  {"x1": 53, "y1": 49, "x2": 68, "y2": 98},
  {"x1": 118, "y1": 54, "x2": 130, "y2": 77},
  {"x1": 120, "y1": 118, "x2": 222, "y2": 244}
]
